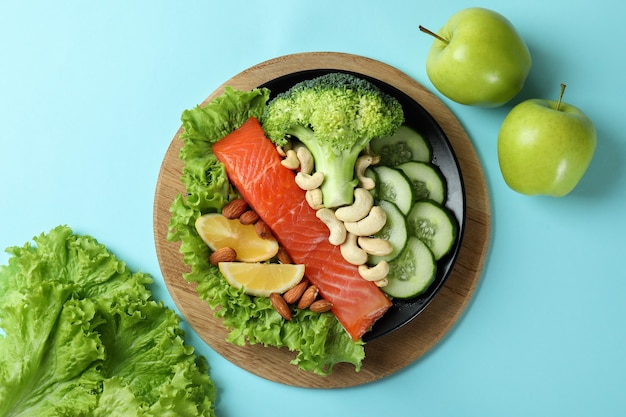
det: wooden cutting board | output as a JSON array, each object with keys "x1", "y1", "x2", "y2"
[{"x1": 153, "y1": 52, "x2": 491, "y2": 388}]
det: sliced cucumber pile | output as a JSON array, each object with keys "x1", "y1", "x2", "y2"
[{"x1": 364, "y1": 124, "x2": 459, "y2": 299}]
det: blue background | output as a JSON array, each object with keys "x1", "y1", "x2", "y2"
[{"x1": 1, "y1": 1, "x2": 625, "y2": 416}]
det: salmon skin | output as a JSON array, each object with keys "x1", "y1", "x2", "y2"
[{"x1": 212, "y1": 117, "x2": 392, "y2": 341}]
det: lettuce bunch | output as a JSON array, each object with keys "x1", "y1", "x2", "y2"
[
  {"x1": 167, "y1": 87, "x2": 365, "y2": 376},
  {"x1": 0, "y1": 226, "x2": 215, "y2": 417}
]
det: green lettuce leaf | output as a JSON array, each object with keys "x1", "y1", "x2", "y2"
[
  {"x1": 167, "y1": 86, "x2": 365, "y2": 376},
  {"x1": 0, "y1": 226, "x2": 215, "y2": 417}
]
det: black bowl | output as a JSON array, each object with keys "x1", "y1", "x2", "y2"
[{"x1": 259, "y1": 70, "x2": 466, "y2": 341}]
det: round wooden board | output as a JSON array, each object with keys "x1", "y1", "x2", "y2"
[{"x1": 153, "y1": 52, "x2": 491, "y2": 388}]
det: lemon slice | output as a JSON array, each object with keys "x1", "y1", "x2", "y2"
[
  {"x1": 218, "y1": 262, "x2": 305, "y2": 297},
  {"x1": 195, "y1": 213, "x2": 278, "y2": 262}
]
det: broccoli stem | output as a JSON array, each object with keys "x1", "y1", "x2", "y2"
[{"x1": 315, "y1": 150, "x2": 361, "y2": 208}]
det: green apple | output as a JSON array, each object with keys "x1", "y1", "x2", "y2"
[
  {"x1": 497, "y1": 84, "x2": 597, "y2": 197},
  {"x1": 420, "y1": 7, "x2": 531, "y2": 107}
]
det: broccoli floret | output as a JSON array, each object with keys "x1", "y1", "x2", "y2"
[{"x1": 262, "y1": 72, "x2": 404, "y2": 208}]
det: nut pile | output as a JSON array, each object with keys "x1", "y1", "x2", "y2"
[
  {"x1": 278, "y1": 141, "x2": 392, "y2": 287},
  {"x1": 225, "y1": 198, "x2": 272, "y2": 237},
  {"x1": 270, "y1": 278, "x2": 333, "y2": 321}
]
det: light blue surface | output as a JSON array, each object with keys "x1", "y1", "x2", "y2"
[{"x1": 1, "y1": 1, "x2": 625, "y2": 415}]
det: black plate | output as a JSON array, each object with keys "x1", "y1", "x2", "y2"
[{"x1": 259, "y1": 70, "x2": 466, "y2": 342}]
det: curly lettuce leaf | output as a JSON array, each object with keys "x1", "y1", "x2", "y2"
[
  {"x1": 167, "y1": 86, "x2": 268, "y2": 245},
  {"x1": 0, "y1": 226, "x2": 215, "y2": 417},
  {"x1": 167, "y1": 86, "x2": 365, "y2": 376}
]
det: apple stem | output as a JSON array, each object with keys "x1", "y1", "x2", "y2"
[
  {"x1": 556, "y1": 83, "x2": 567, "y2": 111},
  {"x1": 419, "y1": 25, "x2": 449, "y2": 44}
]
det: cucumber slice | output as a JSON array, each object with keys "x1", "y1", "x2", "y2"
[
  {"x1": 407, "y1": 200, "x2": 458, "y2": 260},
  {"x1": 369, "y1": 125, "x2": 433, "y2": 166},
  {"x1": 373, "y1": 166, "x2": 413, "y2": 215},
  {"x1": 397, "y1": 161, "x2": 447, "y2": 204},
  {"x1": 382, "y1": 237, "x2": 436, "y2": 299},
  {"x1": 369, "y1": 200, "x2": 407, "y2": 264}
]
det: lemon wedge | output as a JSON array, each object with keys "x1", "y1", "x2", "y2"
[
  {"x1": 195, "y1": 213, "x2": 278, "y2": 262},
  {"x1": 218, "y1": 262, "x2": 305, "y2": 297}
]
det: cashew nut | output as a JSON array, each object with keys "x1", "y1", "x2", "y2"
[
  {"x1": 340, "y1": 233, "x2": 369, "y2": 265},
  {"x1": 305, "y1": 188, "x2": 324, "y2": 210},
  {"x1": 276, "y1": 140, "x2": 292, "y2": 157},
  {"x1": 355, "y1": 154, "x2": 379, "y2": 190},
  {"x1": 295, "y1": 171, "x2": 324, "y2": 191},
  {"x1": 334, "y1": 188, "x2": 374, "y2": 222},
  {"x1": 357, "y1": 236, "x2": 394, "y2": 257},
  {"x1": 294, "y1": 144, "x2": 314, "y2": 175},
  {"x1": 363, "y1": 144, "x2": 381, "y2": 163},
  {"x1": 316, "y1": 208, "x2": 347, "y2": 245},
  {"x1": 280, "y1": 149, "x2": 299, "y2": 170},
  {"x1": 374, "y1": 277, "x2": 388, "y2": 287},
  {"x1": 344, "y1": 206, "x2": 387, "y2": 236},
  {"x1": 358, "y1": 261, "x2": 390, "y2": 282}
]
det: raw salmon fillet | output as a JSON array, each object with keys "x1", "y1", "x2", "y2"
[{"x1": 212, "y1": 117, "x2": 392, "y2": 341}]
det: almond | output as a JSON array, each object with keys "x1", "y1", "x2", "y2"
[
  {"x1": 282, "y1": 279, "x2": 309, "y2": 304},
  {"x1": 270, "y1": 292, "x2": 292, "y2": 320},
  {"x1": 254, "y1": 220, "x2": 273, "y2": 240},
  {"x1": 209, "y1": 247, "x2": 237, "y2": 265},
  {"x1": 222, "y1": 199, "x2": 248, "y2": 219},
  {"x1": 239, "y1": 210, "x2": 260, "y2": 225},
  {"x1": 277, "y1": 247, "x2": 293, "y2": 264},
  {"x1": 297, "y1": 285, "x2": 318, "y2": 309},
  {"x1": 309, "y1": 299, "x2": 333, "y2": 313}
]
